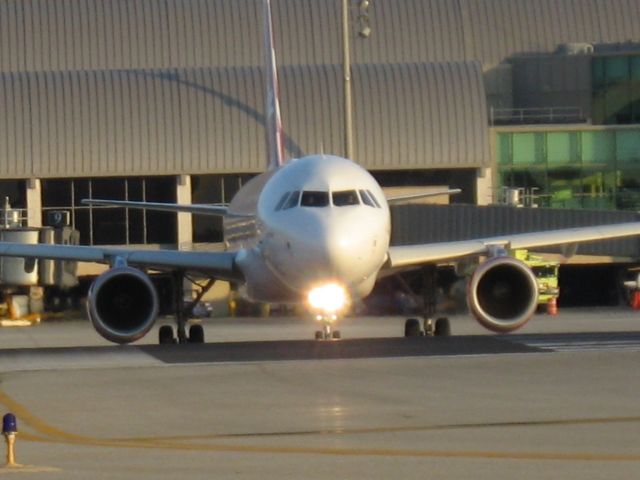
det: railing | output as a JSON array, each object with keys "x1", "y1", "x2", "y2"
[
  {"x1": 490, "y1": 107, "x2": 586, "y2": 126},
  {"x1": 495, "y1": 187, "x2": 640, "y2": 212}
]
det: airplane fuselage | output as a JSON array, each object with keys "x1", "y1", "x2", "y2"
[{"x1": 224, "y1": 155, "x2": 391, "y2": 309}]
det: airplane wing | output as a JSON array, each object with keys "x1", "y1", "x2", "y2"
[
  {"x1": 0, "y1": 242, "x2": 242, "y2": 282},
  {"x1": 386, "y1": 189, "x2": 461, "y2": 205},
  {"x1": 386, "y1": 222, "x2": 640, "y2": 268},
  {"x1": 81, "y1": 199, "x2": 229, "y2": 216}
]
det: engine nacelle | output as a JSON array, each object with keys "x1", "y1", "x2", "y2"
[
  {"x1": 87, "y1": 266, "x2": 159, "y2": 344},
  {"x1": 467, "y1": 256, "x2": 539, "y2": 333}
]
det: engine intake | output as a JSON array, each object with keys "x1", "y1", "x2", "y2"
[
  {"x1": 87, "y1": 267, "x2": 159, "y2": 344},
  {"x1": 467, "y1": 256, "x2": 538, "y2": 333}
]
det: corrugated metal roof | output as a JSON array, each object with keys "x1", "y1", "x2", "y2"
[
  {"x1": 1, "y1": 0, "x2": 640, "y2": 72},
  {"x1": 462, "y1": 0, "x2": 640, "y2": 66},
  {"x1": 352, "y1": 61, "x2": 489, "y2": 169},
  {"x1": 0, "y1": 61, "x2": 489, "y2": 178}
]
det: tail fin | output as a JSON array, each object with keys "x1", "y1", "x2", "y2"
[{"x1": 263, "y1": 0, "x2": 285, "y2": 170}]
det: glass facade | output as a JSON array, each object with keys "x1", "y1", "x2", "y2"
[
  {"x1": 191, "y1": 173, "x2": 257, "y2": 242},
  {"x1": 41, "y1": 176, "x2": 177, "y2": 245},
  {"x1": 592, "y1": 54, "x2": 640, "y2": 125},
  {"x1": 497, "y1": 128, "x2": 640, "y2": 211}
]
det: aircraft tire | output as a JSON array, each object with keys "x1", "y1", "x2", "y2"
[
  {"x1": 189, "y1": 324, "x2": 205, "y2": 344},
  {"x1": 159, "y1": 325, "x2": 175, "y2": 345},
  {"x1": 404, "y1": 318, "x2": 421, "y2": 337},
  {"x1": 434, "y1": 317, "x2": 451, "y2": 337}
]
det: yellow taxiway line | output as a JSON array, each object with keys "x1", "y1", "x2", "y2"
[{"x1": 2, "y1": 388, "x2": 640, "y2": 462}]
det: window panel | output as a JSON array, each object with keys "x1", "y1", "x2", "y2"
[
  {"x1": 547, "y1": 132, "x2": 578, "y2": 165},
  {"x1": 605, "y1": 57, "x2": 629, "y2": 85},
  {"x1": 92, "y1": 208, "x2": 127, "y2": 245},
  {"x1": 512, "y1": 133, "x2": 543, "y2": 166},
  {"x1": 592, "y1": 57, "x2": 606, "y2": 89},
  {"x1": 92, "y1": 177, "x2": 125, "y2": 200},
  {"x1": 631, "y1": 56, "x2": 640, "y2": 81},
  {"x1": 222, "y1": 175, "x2": 241, "y2": 203},
  {"x1": 616, "y1": 167, "x2": 640, "y2": 210},
  {"x1": 73, "y1": 179, "x2": 90, "y2": 206},
  {"x1": 581, "y1": 131, "x2": 614, "y2": 166},
  {"x1": 127, "y1": 178, "x2": 144, "y2": 201},
  {"x1": 616, "y1": 130, "x2": 640, "y2": 164},
  {"x1": 496, "y1": 134, "x2": 512, "y2": 166},
  {"x1": 42, "y1": 179, "x2": 72, "y2": 208},
  {"x1": 192, "y1": 175, "x2": 223, "y2": 204}
]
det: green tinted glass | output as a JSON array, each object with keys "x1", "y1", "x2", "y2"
[
  {"x1": 581, "y1": 131, "x2": 614, "y2": 166},
  {"x1": 512, "y1": 133, "x2": 543, "y2": 165},
  {"x1": 605, "y1": 57, "x2": 629, "y2": 85},
  {"x1": 617, "y1": 130, "x2": 640, "y2": 164},
  {"x1": 547, "y1": 132, "x2": 578, "y2": 165},
  {"x1": 497, "y1": 134, "x2": 512, "y2": 165}
]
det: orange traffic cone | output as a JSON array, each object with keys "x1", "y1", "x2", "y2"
[
  {"x1": 546, "y1": 297, "x2": 558, "y2": 316},
  {"x1": 631, "y1": 291, "x2": 640, "y2": 310}
]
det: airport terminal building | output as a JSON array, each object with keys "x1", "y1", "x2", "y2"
[{"x1": 0, "y1": 0, "x2": 639, "y2": 249}]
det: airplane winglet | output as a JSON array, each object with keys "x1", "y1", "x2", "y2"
[{"x1": 263, "y1": 0, "x2": 285, "y2": 170}]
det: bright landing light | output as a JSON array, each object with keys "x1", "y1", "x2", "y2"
[{"x1": 307, "y1": 283, "x2": 348, "y2": 313}]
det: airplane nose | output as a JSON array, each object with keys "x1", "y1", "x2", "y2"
[
  {"x1": 325, "y1": 229, "x2": 363, "y2": 274},
  {"x1": 293, "y1": 213, "x2": 371, "y2": 279}
]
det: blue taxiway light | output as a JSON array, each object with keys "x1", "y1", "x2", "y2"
[{"x1": 2, "y1": 413, "x2": 17, "y2": 434}]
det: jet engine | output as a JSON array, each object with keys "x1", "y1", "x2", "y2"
[
  {"x1": 87, "y1": 266, "x2": 159, "y2": 344},
  {"x1": 467, "y1": 256, "x2": 539, "y2": 333}
]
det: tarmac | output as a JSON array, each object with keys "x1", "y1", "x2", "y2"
[{"x1": 1, "y1": 308, "x2": 640, "y2": 479}]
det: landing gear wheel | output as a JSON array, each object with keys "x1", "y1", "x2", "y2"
[
  {"x1": 404, "y1": 318, "x2": 421, "y2": 337},
  {"x1": 434, "y1": 317, "x2": 451, "y2": 337},
  {"x1": 331, "y1": 330, "x2": 341, "y2": 340},
  {"x1": 188, "y1": 324, "x2": 205, "y2": 344},
  {"x1": 159, "y1": 325, "x2": 175, "y2": 345}
]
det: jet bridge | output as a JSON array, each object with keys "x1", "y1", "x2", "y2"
[{"x1": 0, "y1": 198, "x2": 79, "y2": 320}]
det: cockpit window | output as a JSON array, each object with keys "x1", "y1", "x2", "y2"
[
  {"x1": 275, "y1": 192, "x2": 290, "y2": 211},
  {"x1": 300, "y1": 191, "x2": 329, "y2": 207},
  {"x1": 332, "y1": 190, "x2": 360, "y2": 207},
  {"x1": 359, "y1": 189, "x2": 375, "y2": 207},
  {"x1": 283, "y1": 190, "x2": 300, "y2": 209},
  {"x1": 359, "y1": 189, "x2": 381, "y2": 208},
  {"x1": 366, "y1": 189, "x2": 382, "y2": 208}
]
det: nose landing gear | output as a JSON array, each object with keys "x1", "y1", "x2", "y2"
[{"x1": 314, "y1": 315, "x2": 341, "y2": 340}]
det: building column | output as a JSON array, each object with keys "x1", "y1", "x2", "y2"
[
  {"x1": 476, "y1": 167, "x2": 493, "y2": 206},
  {"x1": 26, "y1": 178, "x2": 42, "y2": 227},
  {"x1": 176, "y1": 174, "x2": 192, "y2": 249}
]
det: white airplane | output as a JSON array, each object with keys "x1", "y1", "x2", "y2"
[{"x1": 1, "y1": 0, "x2": 640, "y2": 345}]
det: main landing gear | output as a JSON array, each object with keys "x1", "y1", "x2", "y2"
[
  {"x1": 403, "y1": 265, "x2": 451, "y2": 338},
  {"x1": 158, "y1": 272, "x2": 216, "y2": 345},
  {"x1": 404, "y1": 317, "x2": 451, "y2": 337}
]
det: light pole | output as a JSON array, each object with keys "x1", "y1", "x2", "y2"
[
  {"x1": 342, "y1": 0, "x2": 371, "y2": 160},
  {"x1": 342, "y1": 0, "x2": 354, "y2": 160}
]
